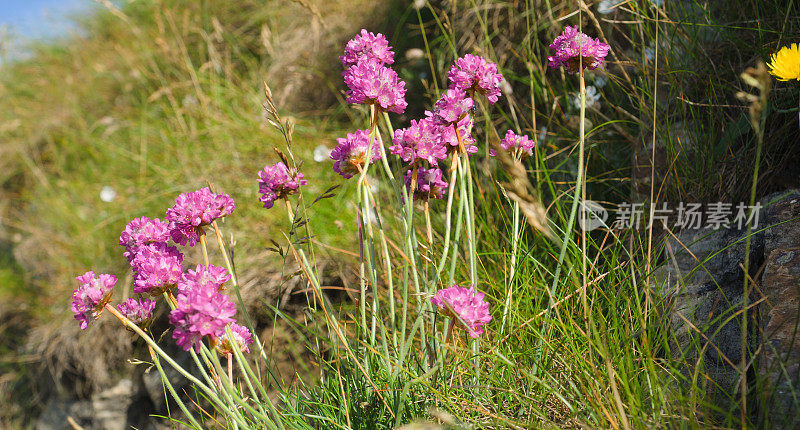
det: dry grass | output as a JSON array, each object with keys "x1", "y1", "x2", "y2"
[{"x1": 0, "y1": 0, "x2": 402, "y2": 421}]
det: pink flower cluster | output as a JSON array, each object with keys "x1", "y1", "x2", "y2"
[
  {"x1": 331, "y1": 129, "x2": 382, "y2": 179},
  {"x1": 216, "y1": 322, "x2": 254, "y2": 355},
  {"x1": 448, "y1": 54, "x2": 504, "y2": 104},
  {"x1": 341, "y1": 30, "x2": 406, "y2": 114},
  {"x1": 499, "y1": 130, "x2": 536, "y2": 159},
  {"x1": 131, "y1": 243, "x2": 184, "y2": 295},
  {"x1": 389, "y1": 118, "x2": 447, "y2": 165},
  {"x1": 166, "y1": 187, "x2": 235, "y2": 246},
  {"x1": 119, "y1": 216, "x2": 170, "y2": 261},
  {"x1": 343, "y1": 59, "x2": 407, "y2": 114},
  {"x1": 391, "y1": 114, "x2": 478, "y2": 173},
  {"x1": 405, "y1": 167, "x2": 448, "y2": 200},
  {"x1": 73, "y1": 187, "x2": 253, "y2": 354},
  {"x1": 179, "y1": 264, "x2": 231, "y2": 292},
  {"x1": 431, "y1": 285, "x2": 492, "y2": 338},
  {"x1": 116, "y1": 298, "x2": 156, "y2": 327},
  {"x1": 548, "y1": 26, "x2": 610, "y2": 74},
  {"x1": 438, "y1": 116, "x2": 478, "y2": 155},
  {"x1": 339, "y1": 29, "x2": 395, "y2": 68},
  {"x1": 257, "y1": 162, "x2": 307, "y2": 209},
  {"x1": 169, "y1": 271, "x2": 237, "y2": 352},
  {"x1": 71, "y1": 271, "x2": 116, "y2": 330},
  {"x1": 429, "y1": 89, "x2": 473, "y2": 126}
]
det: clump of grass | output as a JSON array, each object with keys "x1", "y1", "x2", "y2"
[
  {"x1": 0, "y1": 0, "x2": 406, "y2": 422},
  {"x1": 3, "y1": 0, "x2": 800, "y2": 428}
]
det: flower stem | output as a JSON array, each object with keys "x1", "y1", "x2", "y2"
[
  {"x1": 436, "y1": 153, "x2": 459, "y2": 280},
  {"x1": 501, "y1": 197, "x2": 520, "y2": 332},
  {"x1": 452, "y1": 123, "x2": 477, "y2": 285},
  {"x1": 445, "y1": 318, "x2": 455, "y2": 344},
  {"x1": 199, "y1": 229, "x2": 210, "y2": 267},
  {"x1": 283, "y1": 196, "x2": 295, "y2": 223},
  {"x1": 147, "y1": 345, "x2": 203, "y2": 428},
  {"x1": 423, "y1": 199, "x2": 433, "y2": 245},
  {"x1": 578, "y1": 69, "x2": 589, "y2": 324},
  {"x1": 103, "y1": 304, "x2": 249, "y2": 427},
  {"x1": 227, "y1": 352, "x2": 233, "y2": 387},
  {"x1": 548, "y1": 71, "x2": 586, "y2": 307}
]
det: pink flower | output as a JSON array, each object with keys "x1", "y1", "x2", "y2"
[
  {"x1": 499, "y1": 130, "x2": 536, "y2": 159},
  {"x1": 343, "y1": 58, "x2": 407, "y2": 114},
  {"x1": 71, "y1": 271, "x2": 116, "y2": 330},
  {"x1": 389, "y1": 118, "x2": 448, "y2": 165},
  {"x1": 116, "y1": 298, "x2": 156, "y2": 327},
  {"x1": 178, "y1": 264, "x2": 231, "y2": 292},
  {"x1": 437, "y1": 115, "x2": 478, "y2": 154},
  {"x1": 548, "y1": 26, "x2": 610, "y2": 74},
  {"x1": 118, "y1": 216, "x2": 170, "y2": 261},
  {"x1": 257, "y1": 162, "x2": 307, "y2": 209},
  {"x1": 429, "y1": 88, "x2": 473, "y2": 126},
  {"x1": 405, "y1": 167, "x2": 448, "y2": 200},
  {"x1": 131, "y1": 243, "x2": 184, "y2": 295},
  {"x1": 447, "y1": 54, "x2": 504, "y2": 104},
  {"x1": 165, "y1": 187, "x2": 235, "y2": 246},
  {"x1": 216, "y1": 322, "x2": 254, "y2": 355},
  {"x1": 331, "y1": 129, "x2": 382, "y2": 179},
  {"x1": 430, "y1": 285, "x2": 492, "y2": 338},
  {"x1": 169, "y1": 278, "x2": 237, "y2": 352},
  {"x1": 339, "y1": 29, "x2": 395, "y2": 68}
]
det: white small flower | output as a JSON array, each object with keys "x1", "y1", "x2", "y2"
[
  {"x1": 182, "y1": 95, "x2": 198, "y2": 107},
  {"x1": 572, "y1": 85, "x2": 601, "y2": 109},
  {"x1": 413, "y1": 0, "x2": 427, "y2": 10},
  {"x1": 405, "y1": 48, "x2": 425, "y2": 61},
  {"x1": 538, "y1": 127, "x2": 547, "y2": 143},
  {"x1": 100, "y1": 186, "x2": 117, "y2": 203},
  {"x1": 597, "y1": 0, "x2": 621, "y2": 14},
  {"x1": 501, "y1": 80, "x2": 513, "y2": 95},
  {"x1": 313, "y1": 145, "x2": 332, "y2": 162},
  {"x1": 644, "y1": 42, "x2": 656, "y2": 62},
  {"x1": 587, "y1": 86, "x2": 601, "y2": 107},
  {"x1": 593, "y1": 74, "x2": 608, "y2": 88},
  {"x1": 98, "y1": 116, "x2": 115, "y2": 126}
]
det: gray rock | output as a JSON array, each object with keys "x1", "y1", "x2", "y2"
[
  {"x1": 141, "y1": 352, "x2": 193, "y2": 411},
  {"x1": 91, "y1": 378, "x2": 135, "y2": 430},
  {"x1": 36, "y1": 397, "x2": 93, "y2": 430},
  {"x1": 658, "y1": 225, "x2": 761, "y2": 418},
  {"x1": 756, "y1": 190, "x2": 800, "y2": 429},
  {"x1": 656, "y1": 190, "x2": 800, "y2": 425}
]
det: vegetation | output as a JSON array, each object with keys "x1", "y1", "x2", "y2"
[{"x1": 1, "y1": 0, "x2": 798, "y2": 428}]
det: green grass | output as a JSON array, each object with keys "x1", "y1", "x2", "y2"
[
  {"x1": 2, "y1": 0, "x2": 799, "y2": 428},
  {"x1": 0, "y1": 0, "x2": 399, "y2": 423}
]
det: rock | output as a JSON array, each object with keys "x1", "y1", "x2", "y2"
[
  {"x1": 36, "y1": 397, "x2": 93, "y2": 430},
  {"x1": 91, "y1": 379, "x2": 136, "y2": 430},
  {"x1": 757, "y1": 190, "x2": 800, "y2": 429},
  {"x1": 141, "y1": 351, "x2": 193, "y2": 412},
  {"x1": 657, "y1": 224, "x2": 762, "y2": 418},
  {"x1": 36, "y1": 376, "x2": 170, "y2": 430},
  {"x1": 656, "y1": 190, "x2": 800, "y2": 424}
]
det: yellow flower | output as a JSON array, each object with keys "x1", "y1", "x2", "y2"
[{"x1": 768, "y1": 43, "x2": 800, "y2": 81}]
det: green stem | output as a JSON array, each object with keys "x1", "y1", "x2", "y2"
[
  {"x1": 104, "y1": 304, "x2": 249, "y2": 427},
  {"x1": 740, "y1": 77, "x2": 768, "y2": 427},
  {"x1": 501, "y1": 199, "x2": 521, "y2": 332},
  {"x1": 548, "y1": 70, "x2": 586, "y2": 304},
  {"x1": 147, "y1": 345, "x2": 203, "y2": 429},
  {"x1": 210, "y1": 221, "x2": 282, "y2": 389},
  {"x1": 436, "y1": 156, "x2": 460, "y2": 280}
]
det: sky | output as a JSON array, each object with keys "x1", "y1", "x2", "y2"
[{"x1": 1, "y1": 0, "x2": 89, "y2": 59}]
